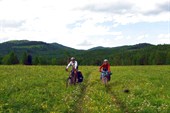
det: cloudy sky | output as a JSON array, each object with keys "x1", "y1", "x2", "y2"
[{"x1": 0, "y1": 0, "x2": 169, "y2": 49}]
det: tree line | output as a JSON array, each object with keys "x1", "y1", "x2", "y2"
[
  {"x1": 0, "y1": 41, "x2": 169, "y2": 66},
  {"x1": 0, "y1": 50, "x2": 169, "y2": 66}
]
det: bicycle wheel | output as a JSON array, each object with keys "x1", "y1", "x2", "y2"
[
  {"x1": 72, "y1": 74, "x2": 76, "y2": 85},
  {"x1": 66, "y1": 77, "x2": 71, "y2": 88},
  {"x1": 104, "y1": 76, "x2": 108, "y2": 87}
]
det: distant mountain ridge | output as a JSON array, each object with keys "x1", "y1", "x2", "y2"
[
  {"x1": 89, "y1": 43, "x2": 154, "y2": 51},
  {"x1": 0, "y1": 40, "x2": 154, "y2": 51},
  {"x1": 0, "y1": 40, "x2": 77, "y2": 58},
  {"x1": 0, "y1": 40, "x2": 170, "y2": 65}
]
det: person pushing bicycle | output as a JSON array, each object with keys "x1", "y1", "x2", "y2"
[
  {"x1": 66, "y1": 57, "x2": 78, "y2": 82},
  {"x1": 99, "y1": 59, "x2": 111, "y2": 81}
]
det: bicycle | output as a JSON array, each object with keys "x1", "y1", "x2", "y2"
[
  {"x1": 66, "y1": 70, "x2": 77, "y2": 88},
  {"x1": 101, "y1": 71, "x2": 110, "y2": 87}
]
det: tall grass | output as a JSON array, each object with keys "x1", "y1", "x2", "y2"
[{"x1": 0, "y1": 65, "x2": 169, "y2": 113}]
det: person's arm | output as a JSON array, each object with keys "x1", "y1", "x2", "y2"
[
  {"x1": 66, "y1": 61, "x2": 71, "y2": 71},
  {"x1": 99, "y1": 64, "x2": 103, "y2": 72},
  {"x1": 108, "y1": 64, "x2": 111, "y2": 72}
]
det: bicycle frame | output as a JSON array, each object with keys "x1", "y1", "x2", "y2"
[
  {"x1": 66, "y1": 70, "x2": 77, "y2": 88},
  {"x1": 101, "y1": 71, "x2": 109, "y2": 86}
]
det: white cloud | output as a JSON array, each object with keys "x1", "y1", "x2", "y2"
[
  {"x1": 0, "y1": 20, "x2": 25, "y2": 28},
  {"x1": 77, "y1": 40, "x2": 93, "y2": 46},
  {"x1": 157, "y1": 34, "x2": 170, "y2": 44},
  {"x1": 0, "y1": 0, "x2": 169, "y2": 49},
  {"x1": 137, "y1": 34, "x2": 149, "y2": 40}
]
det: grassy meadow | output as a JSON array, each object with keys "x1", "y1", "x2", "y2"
[{"x1": 0, "y1": 65, "x2": 170, "y2": 113}]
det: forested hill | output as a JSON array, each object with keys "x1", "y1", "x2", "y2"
[{"x1": 0, "y1": 40, "x2": 170, "y2": 65}]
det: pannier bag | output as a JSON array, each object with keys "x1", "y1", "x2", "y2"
[{"x1": 77, "y1": 70, "x2": 83, "y2": 83}]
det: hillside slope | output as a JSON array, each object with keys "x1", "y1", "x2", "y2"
[
  {"x1": 0, "y1": 40, "x2": 78, "y2": 58},
  {"x1": 0, "y1": 40, "x2": 170, "y2": 65}
]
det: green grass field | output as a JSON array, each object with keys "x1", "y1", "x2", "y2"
[{"x1": 0, "y1": 66, "x2": 170, "y2": 113}]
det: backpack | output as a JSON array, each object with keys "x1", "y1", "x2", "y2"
[{"x1": 77, "y1": 70, "x2": 83, "y2": 83}]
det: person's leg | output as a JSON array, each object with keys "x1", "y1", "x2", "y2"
[
  {"x1": 101, "y1": 72, "x2": 105, "y2": 83},
  {"x1": 100, "y1": 73, "x2": 102, "y2": 80},
  {"x1": 106, "y1": 71, "x2": 110, "y2": 81},
  {"x1": 70, "y1": 70, "x2": 75, "y2": 84},
  {"x1": 74, "y1": 70, "x2": 78, "y2": 83}
]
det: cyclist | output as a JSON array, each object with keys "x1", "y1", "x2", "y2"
[
  {"x1": 66, "y1": 57, "x2": 78, "y2": 82},
  {"x1": 99, "y1": 59, "x2": 111, "y2": 81}
]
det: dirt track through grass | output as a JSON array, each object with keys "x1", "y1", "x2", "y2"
[
  {"x1": 74, "y1": 71, "x2": 91, "y2": 113},
  {"x1": 105, "y1": 84, "x2": 129, "y2": 113}
]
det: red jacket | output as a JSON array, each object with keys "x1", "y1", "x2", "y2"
[{"x1": 99, "y1": 63, "x2": 110, "y2": 72}]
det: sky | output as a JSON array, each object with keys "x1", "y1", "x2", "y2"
[{"x1": 0, "y1": 0, "x2": 170, "y2": 49}]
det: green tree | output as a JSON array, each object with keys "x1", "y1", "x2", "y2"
[
  {"x1": 33, "y1": 56, "x2": 39, "y2": 65},
  {"x1": 22, "y1": 52, "x2": 32, "y2": 65},
  {"x1": 0, "y1": 56, "x2": 2, "y2": 64},
  {"x1": 113, "y1": 54, "x2": 121, "y2": 65},
  {"x1": 155, "y1": 51, "x2": 166, "y2": 65},
  {"x1": 166, "y1": 52, "x2": 170, "y2": 65},
  {"x1": 51, "y1": 58, "x2": 57, "y2": 65},
  {"x1": 27, "y1": 54, "x2": 32, "y2": 65},
  {"x1": 22, "y1": 52, "x2": 27, "y2": 64},
  {"x1": 38, "y1": 57, "x2": 48, "y2": 65},
  {"x1": 2, "y1": 52, "x2": 19, "y2": 65},
  {"x1": 148, "y1": 52, "x2": 155, "y2": 65}
]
